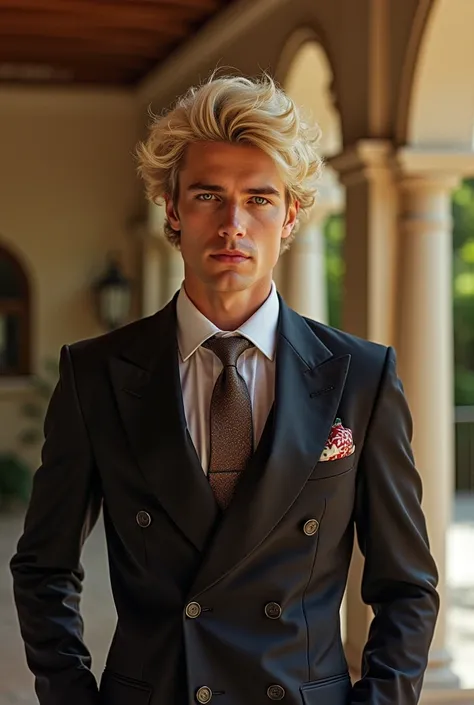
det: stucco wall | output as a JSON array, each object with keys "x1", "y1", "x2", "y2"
[{"x1": 0, "y1": 87, "x2": 140, "y2": 464}]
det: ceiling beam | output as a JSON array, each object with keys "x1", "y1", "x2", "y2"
[
  {"x1": 0, "y1": 50, "x2": 153, "y2": 71},
  {"x1": 76, "y1": 0, "x2": 220, "y2": 8},
  {"x1": 138, "y1": 0, "x2": 288, "y2": 103},
  {"x1": 0, "y1": 0, "x2": 210, "y2": 28},
  {"x1": 0, "y1": 36, "x2": 169, "y2": 59},
  {"x1": 0, "y1": 17, "x2": 187, "y2": 43},
  {"x1": 0, "y1": 66, "x2": 130, "y2": 85}
]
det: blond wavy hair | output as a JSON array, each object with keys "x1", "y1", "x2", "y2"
[{"x1": 136, "y1": 72, "x2": 323, "y2": 252}]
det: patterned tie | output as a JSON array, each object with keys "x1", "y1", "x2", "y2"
[{"x1": 202, "y1": 335, "x2": 254, "y2": 510}]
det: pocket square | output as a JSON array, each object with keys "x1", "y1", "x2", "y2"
[{"x1": 320, "y1": 418, "x2": 355, "y2": 461}]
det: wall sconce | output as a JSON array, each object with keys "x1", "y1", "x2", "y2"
[{"x1": 94, "y1": 253, "x2": 131, "y2": 331}]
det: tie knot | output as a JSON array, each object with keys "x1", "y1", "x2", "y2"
[{"x1": 203, "y1": 335, "x2": 253, "y2": 367}]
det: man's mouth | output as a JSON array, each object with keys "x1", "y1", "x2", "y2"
[{"x1": 211, "y1": 251, "x2": 250, "y2": 263}]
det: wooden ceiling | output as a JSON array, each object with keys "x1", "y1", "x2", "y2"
[{"x1": 0, "y1": 0, "x2": 232, "y2": 86}]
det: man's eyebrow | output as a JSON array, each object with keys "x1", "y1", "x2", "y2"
[
  {"x1": 246, "y1": 186, "x2": 281, "y2": 197},
  {"x1": 186, "y1": 182, "x2": 281, "y2": 197},
  {"x1": 187, "y1": 182, "x2": 225, "y2": 192}
]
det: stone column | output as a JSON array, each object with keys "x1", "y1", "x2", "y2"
[
  {"x1": 127, "y1": 215, "x2": 163, "y2": 318},
  {"x1": 396, "y1": 150, "x2": 474, "y2": 702},
  {"x1": 329, "y1": 140, "x2": 398, "y2": 345},
  {"x1": 165, "y1": 245, "x2": 185, "y2": 302},
  {"x1": 140, "y1": 232, "x2": 163, "y2": 317},
  {"x1": 329, "y1": 140, "x2": 399, "y2": 677},
  {"x1": 146, "y1": 201, "x2": 185, "y2": 306},
  {"x1": 148, "y1": 202, "x2": 185, "y2": 302},
  {"x1": 285, "y1": 206, "x2": 330, "y2": 323},
  {"x1": 283, "y1": 170, "x2": 343, "y2": 323},
  {"x1": 396, "y1": 163, "x2": 460, "y2": 693}
]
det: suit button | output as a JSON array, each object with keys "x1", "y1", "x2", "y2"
[
  {"x1": 264, "y1": 602, "x2": 282, "y2": 619},
  {"x1": 136, "y1": 511, "x2": 151, "y2": 528},
  {"x1": 267, "y1": 684, "x2": 285, "y2": 700},
  {"x1": 185, "y1": 602, "x2": 202, "y2": 619},
  {"x1": 196, "y1": 686, "x2": 212, "y2": 703},
  {"x1": 303, "y1": 519, "x2": 319, "y2": 536}
]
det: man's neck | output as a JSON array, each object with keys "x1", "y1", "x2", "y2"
[{"x1": 183, "y1": 279, "x2": 272, "y2": 331}]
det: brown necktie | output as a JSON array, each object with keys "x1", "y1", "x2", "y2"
[{"x1": 202, "y1": 335, "x2": 254, "y2": 510}]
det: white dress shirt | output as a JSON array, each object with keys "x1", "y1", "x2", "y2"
[{"x1": 176, "y1": 282, "x2": 279, "y2": 474}]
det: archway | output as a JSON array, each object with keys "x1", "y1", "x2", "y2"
[
  {"x1": 275, "y1": 31, "x2": 344, "y2": 326},
  {"x1": 400, "y1": 0, "x2": 474, "y2": 147},
  {"x1": 0, "y1": 241, "x2": 32, "y2": 376}
]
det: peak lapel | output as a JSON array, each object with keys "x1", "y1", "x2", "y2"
[
  {"x1": 109, "y1": 298, "x2": 219, "y2": 553},
  {"x1": 190, "y1": 301, "x2": 351, "y2": 597}
]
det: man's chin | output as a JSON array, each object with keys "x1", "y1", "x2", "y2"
[{"x1": 205, "y1": 270, "x2": 252, "y2": 291}]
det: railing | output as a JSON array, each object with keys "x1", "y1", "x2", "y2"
[{"x1": 455, "y1": 406, "x2": 474, "y2": 492}]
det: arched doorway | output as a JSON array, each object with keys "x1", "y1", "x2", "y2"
[{"x1": 275, "y1": 30, "x2": 344, "y2": 325}]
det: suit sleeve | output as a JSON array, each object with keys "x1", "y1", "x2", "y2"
[
  {"x1": 10, "y1": 344, "x2": 102, "y2": 705},
  {"x1": 351, "y1": 346, "x2": 440, "y2": 705}
]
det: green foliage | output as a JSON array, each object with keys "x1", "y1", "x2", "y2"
[
  {"x1": 0, "y1": 453, "x2": 32, "y2": 510},
  {"x1": 0, "y1": 357, "x2": 58, "y2": 511},
  {"x1": 453, "y1": 178, "x2": 474, "y2": 406},
  {"x1": 323, "y1": 213, "x2": 345, "y2": 330}
]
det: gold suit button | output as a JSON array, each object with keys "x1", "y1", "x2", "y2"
[
  {"x1": 303, "y1": 519, "x2": 319, "y2": 536},
  {"x1": 196, "y1": 686, "x2": 212, "y2": 703},
  {"x1": 136, "y1": 511, "x2": 151, "y2": 528},
  {"x1": 267, "y1": 684, "x2": 285, "y2": 700},
  {"x1": 185, "y1": 602, "x2": 202, "y2": 619},
  {"x1": 264, "y1": 602, "x2": 282, "y2": 619}
]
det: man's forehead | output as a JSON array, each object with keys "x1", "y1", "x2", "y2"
[{"x1": 180, "y1": 141, "x2": 282, "y2": 185}]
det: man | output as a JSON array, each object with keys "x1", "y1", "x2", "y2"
[{"x1": 11, "y1": 74, "x2": 439, "y2": 705}]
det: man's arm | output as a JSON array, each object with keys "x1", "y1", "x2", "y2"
[
  {"x1": 351, "y1": 346, "x2": 439, "y2": 705},
  {"x1": 10, "y1": 344, "x2": 102, "y2": 705}
]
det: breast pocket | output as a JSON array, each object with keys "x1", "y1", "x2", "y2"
[
  {"x1": 308, "y1": 452, "x2": 356, "y2": 481},
  {"x1": 300, "y1": 673, "x2": 351, "y2": 705}
]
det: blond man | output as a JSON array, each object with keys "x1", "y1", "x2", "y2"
[{"x1": 11, "y1": 74, "x2": 438, "y2": 705}]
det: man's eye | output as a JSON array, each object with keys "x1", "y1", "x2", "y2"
[
  {"x1": 197, "y1": 193, "x2": 216, "y2": 201},
  {"x1": 252, "y1": 196, "x2": 270, "y2": 205}
]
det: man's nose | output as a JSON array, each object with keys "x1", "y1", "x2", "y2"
[{"x1": 218, "y1": 204, "x2": 246, "y2": 238}]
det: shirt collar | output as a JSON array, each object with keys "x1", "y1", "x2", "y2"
[{"x1": 176, "y1": 282, "x2": 279, "y2": 362}]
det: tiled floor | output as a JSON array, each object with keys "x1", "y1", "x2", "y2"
[
  {"x1": 447, "y1": 495, "x2": 474, "y2": 689},
  {"x1": 1, "y1": 497, "x2": 473, "y2": 704}
]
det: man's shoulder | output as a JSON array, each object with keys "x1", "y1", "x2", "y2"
[
  {"x1": 65, "y1": 303, "x2": 170, "y2": 373},
  {"x1": 300, "y1": 317, "x2": 392, "y2": 404},
  {"x1": 302, "y1": 316, "x2": 388, "y2": 367},
  {"x1": 68, "y1": 314, "x2": 155, "y2": 357}
]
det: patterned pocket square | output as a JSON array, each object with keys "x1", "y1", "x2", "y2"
[{"x1": 320, "y1": 418, "x2": 355, "y2": 462}]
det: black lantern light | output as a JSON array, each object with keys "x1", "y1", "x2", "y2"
[{"x1": 94, "y1": 253, "x2": 131, "y2": 330}]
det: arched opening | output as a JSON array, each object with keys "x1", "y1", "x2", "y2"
[
  {"x1": 0, "y1": 243, "x2": 31, "y2": 376},
  {"x1": 401, "y1": 0, "x2": 474, "y2": 147},
  {"x1": 276, "y1": 32, "x2": 344, "y2": 327}
]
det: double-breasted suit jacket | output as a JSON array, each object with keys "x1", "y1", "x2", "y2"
[{"x1": 11, "y1": 294, "x2": 439, "y2": 705}]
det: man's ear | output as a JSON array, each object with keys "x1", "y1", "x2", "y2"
[
  {"x1": 164, "y1": 194, "x2": 180, "y2": 232},
  {"x1": 281, "y1": 200, "x2": 300, "y2": 240}
]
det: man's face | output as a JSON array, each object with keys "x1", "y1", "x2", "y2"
[{"x1": 165, "y1": 141, "x2": 298, "y2": 295}]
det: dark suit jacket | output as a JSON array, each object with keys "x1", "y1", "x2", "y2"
[{"x1": 10, "y1": 294, "x2": 439, "y2": 705}]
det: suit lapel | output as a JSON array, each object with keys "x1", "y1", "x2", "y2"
[
  {"x1": 190, "y1": 299, "x2": 351, "y2": 597},
  {"x1": 109, "y1": 297, "x2": 219, "y2": 554}
]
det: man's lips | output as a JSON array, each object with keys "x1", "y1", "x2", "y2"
[{"x1": 210, "y1": 251, "x2": 251, "y2": 263}]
